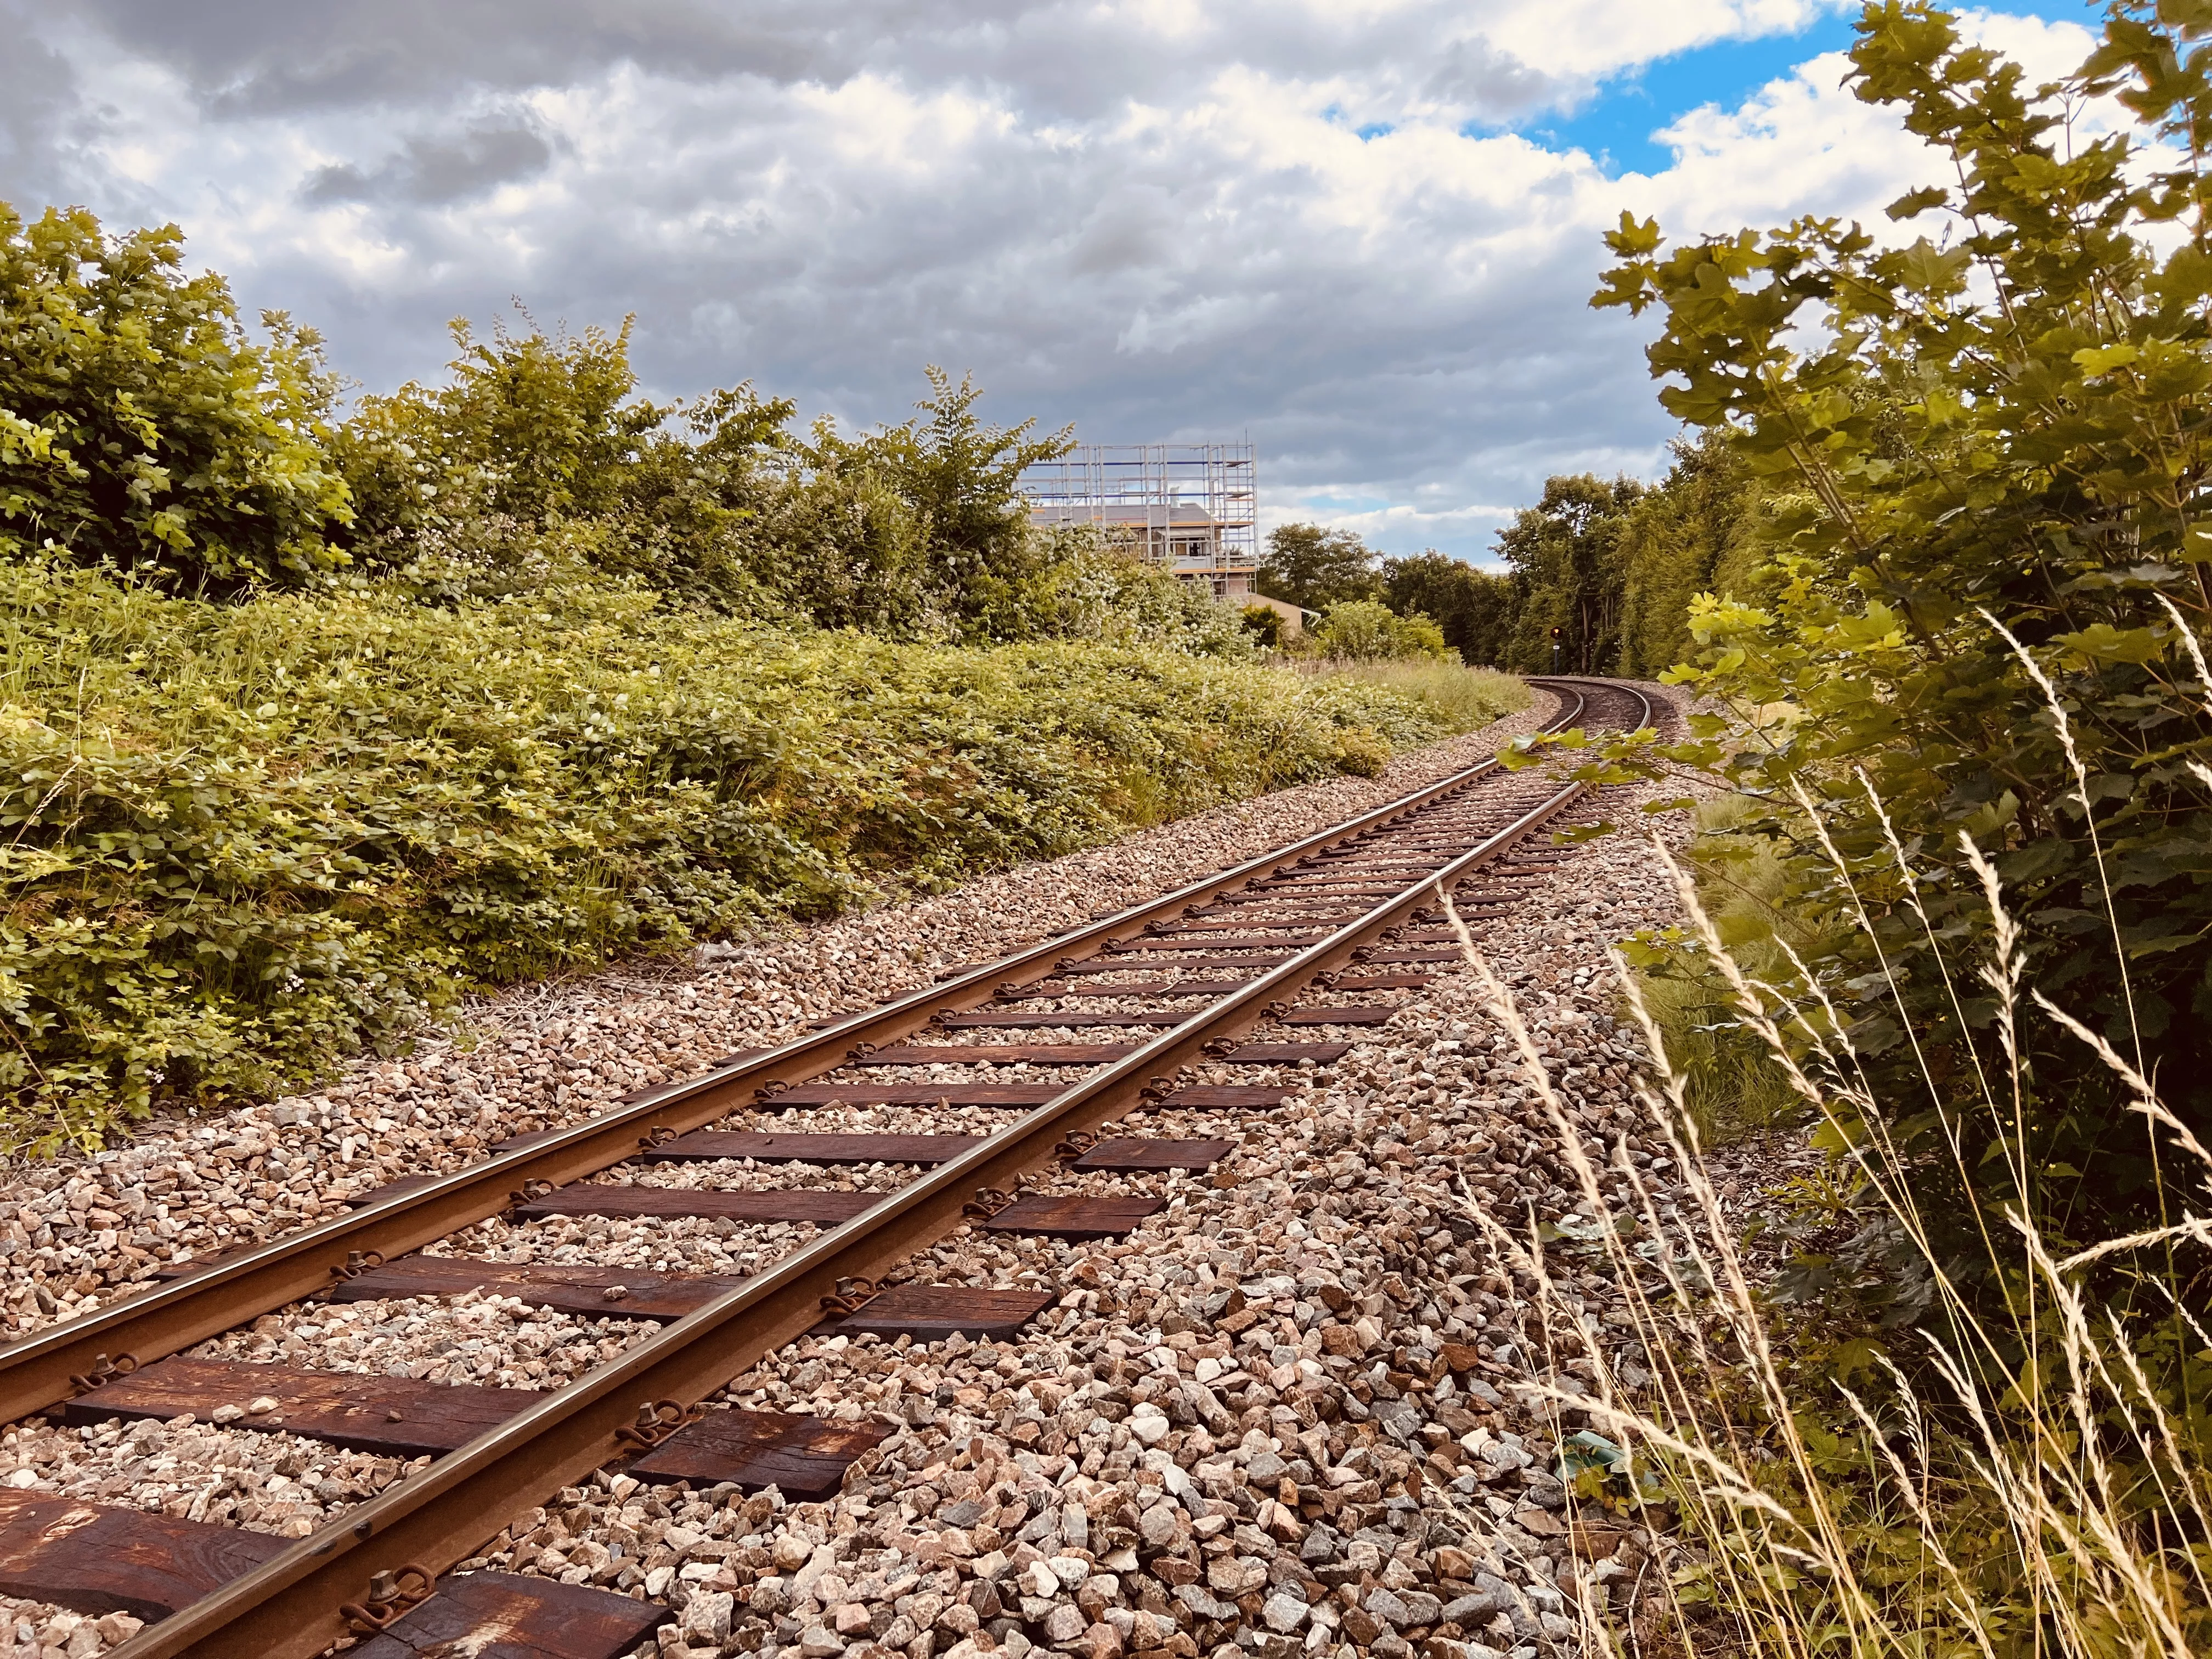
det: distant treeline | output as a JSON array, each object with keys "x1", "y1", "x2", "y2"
[{"x1": 1257, "y1": 430, "x2": 1765, "y2": 677}]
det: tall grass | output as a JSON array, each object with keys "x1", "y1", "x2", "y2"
[
  {"x1": 1301, "y1": 657, "x2": 1531, "y2": 733},
  {"x1": 1627, "y1": 797, "x2": 1836, "y2": 1143},
  {"x1": 1434, "y1": 760, "x2": 2211, "y2": 1656}
]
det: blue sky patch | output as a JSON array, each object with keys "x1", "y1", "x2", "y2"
[{"x1": 1521, "y1": 1, "x2": 2106, "y2": 178}]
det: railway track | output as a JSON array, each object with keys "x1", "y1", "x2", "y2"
[{"x1": 0, "y1": 678, "x2": 1655, "y2": 1659}]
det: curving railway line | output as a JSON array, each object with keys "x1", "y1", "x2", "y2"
[{"x1": 0, "y1": 678, "x2": 1656, "y2": 1659}]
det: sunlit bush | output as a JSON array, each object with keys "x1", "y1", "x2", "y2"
[{"x1": 0, "y1": 555, "x2": 1455, "y2": 1151}]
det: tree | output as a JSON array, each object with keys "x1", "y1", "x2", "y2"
[
  {"x1": 1612, "y1": 430, "x2": 1765, "y2": 677},
  {"x1": 812, "y1": 367, "x2": 1072, "y2": 640},
  {"x1": 1381, "y1": 551, "x2": 1523, "y2": 665},
  {"x1": 1491, "y1": 473, "x2": 1642, "y2": 673},
  {"x1": 0, "y1": 204, "x2": 352, "y2": 592},
  {"x1": 1257, "y1": 523, "x2": 1380, "y2": 610},
  {"x1": 1583, "y1": 0, "x2": 2212, "y2": 1260}
]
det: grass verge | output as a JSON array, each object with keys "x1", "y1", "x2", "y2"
[
  {"x1": 1621, "y1": 797, "x2": 1835, "y2": 1144},
  {"x1": 1437, "y1": 825, "x2": 2211, "y2": 1659},
  {"x1": 1310, "y1": 659, "x2": 1531, "y2": 733}
]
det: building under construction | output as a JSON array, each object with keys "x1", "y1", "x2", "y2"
[{"x1": 1019, "y1": 442, "x2": 1261, "y2": 600}]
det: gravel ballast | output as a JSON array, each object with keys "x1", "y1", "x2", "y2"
[
  {"x1": 444, "y1": 691, "x2": 1699, "y2": 1659},
  {"x1": 0, "y1": 685, "x2": 1740, "y2": 1659}
]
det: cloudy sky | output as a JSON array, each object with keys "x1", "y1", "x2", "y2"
[{"x1": 2, "y1": 1, "x2": 2104, "y2": 562}]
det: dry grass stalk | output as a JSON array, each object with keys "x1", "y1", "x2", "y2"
[{"x1": 1430, "y1": 787, "x2": 2211, "y2": 1659}]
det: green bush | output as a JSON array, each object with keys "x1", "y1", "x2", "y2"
[
  {"x1": 1003, "y1": 528, "x2": 1256, "y2": 659},
  {"x1": 1238, "y1": 605, "x2": 1284, "y2": 648},
  {"x1": 0, "y1": 205, "x2": 352, "y2": 592},
  {"x1": 0, "y1": 555, "x2": 1448, "y2": 1152},
  {"x1": 337, "y1": 325, "x2": 1072, "y2": 640},
  {"x1": 1306, "y1": 599, "x2": 1451, "y2": 662}
]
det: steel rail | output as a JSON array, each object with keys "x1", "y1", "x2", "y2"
[
  {"x1": 0, "y1": 681, "x2": 1595, "y2": 1423},
  {"x1": 108, "y1": 678, "x2": 1652, "y2": 1659}
]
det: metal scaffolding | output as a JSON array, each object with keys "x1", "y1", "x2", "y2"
[{"x1": 1018, "y1": 442, "x2": 1259, "y2": 596}]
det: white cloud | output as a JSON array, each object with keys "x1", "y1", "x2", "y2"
[{"x1": 0, "y1": 0, "x2": 2119, "y2": 559}]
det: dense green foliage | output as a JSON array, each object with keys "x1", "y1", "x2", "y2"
[
  {"x1": 1611, "y1": 432, "x2": 1764, "y2": 676},
  {"x1": 1372, "y1": 436, "x2": 1763, "y2": 675},
  {"x1": 1305, "y1": 598, "x2": 1451, "y2": 661},
  {"x1": 1488, "y1": 474, "x2": 1646, "y2": 671},
  {"x1": 1378, "y1": 552, "x2": 1520, "y2": 667},
  {"x1": 1255, "y1": 522, "x2": 1381, "y2": 611},
  {"x1": 340, "y1": 320, "x2": 1086, "y2": 641},
  {"x1": 0, "y1": 551, "x2": 1468, "y2": 1153},
  {"x1": 0, "y1": 206, "x2": 352, "y2": 592},
  {"x1": 1259, "y1": 450, "x2": 1759, "y2": 677},
  {"x1": 1581, "y1": 0, "x2": 2212, "y2": 1271},
  {"x1": 1, "y1": 208, "x2": 1103, "y2": 644},
  {"x1": 1251, "y1": 528, "x2": 1465, "y2": 663}
]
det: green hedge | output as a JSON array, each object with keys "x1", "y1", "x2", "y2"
[{"x1": 0, "y1": 557, "x2": 1486, "y2": 1152}]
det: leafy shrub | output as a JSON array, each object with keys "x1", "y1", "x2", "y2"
[
  {"x1": 0, "y1": 205, "x2": 352, "y2": 591},
  {"x1": 0, "y1": 555, "x2": 1447, "y2": 1151},
  {"x1": 1307, "y1": 599, "x2": 1451, "y2": 662},
  {"x1": 1238, "y1": 605, "x2": 1284, "y2": 648},
  {"x1": 336, "y1": 321, "x2": 1071, "y2": 641},
  {"x1": 334, "y1": 314, "x2": 797, "y2": 613},
  {"x1": 1565, "y1": 0, "x2": 2212, "y2": 1267}
]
